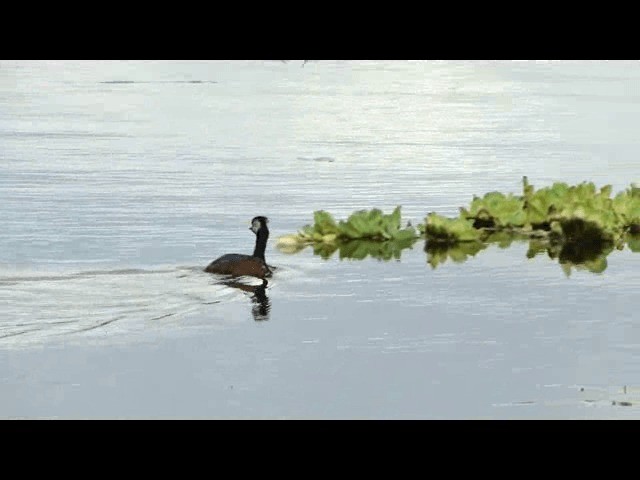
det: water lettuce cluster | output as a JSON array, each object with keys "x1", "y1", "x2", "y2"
[
  {"x1": 276, "y1": 179, "x2": 640, "y2": 273},
  {"x1": 419, "y1": 213, "x2": 481, "y2": 244},
  {"x1": 420, "y1": 177, "x2": 640, "y2": 247},
  {"x1": 276, "y1": 207, "x2": 419, "y2": 261},
  {"x1": 277, "y1": 207, "x2": 417, "y2": 245}
]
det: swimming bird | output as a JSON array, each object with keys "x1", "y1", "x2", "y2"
[{"x1": 204, "y1": 216, "x2": 272, "y2": 278}]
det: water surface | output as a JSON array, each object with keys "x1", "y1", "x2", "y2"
[{"x1": 1, "y1": 60, "x2": 639, "y2": 418}]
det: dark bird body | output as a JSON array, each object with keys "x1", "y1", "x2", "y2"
[{"x1": 205, "y1": 216, "x2": 272, "y2": 279}]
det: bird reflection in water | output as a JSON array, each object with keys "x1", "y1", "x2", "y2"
[{"x1": 221, "y1": 279, "x2": 271, "y2": 321}]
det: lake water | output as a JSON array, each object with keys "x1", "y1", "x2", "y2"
[{"x1": 1, "y1": 60, "x2": 639, "y2": 418}]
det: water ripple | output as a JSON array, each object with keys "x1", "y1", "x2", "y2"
[{"x1": 0, "y1": 266, "x2": 250, "y2": 347}]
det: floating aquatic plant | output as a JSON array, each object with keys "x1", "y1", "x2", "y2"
[
  {"x1": 417, "y1": 213, "x2": 482, "y2": 244},
  {"x1": 612, "y1": 185, "x2": 640, "y2": 233},
  {"x1": 276, "y1": 206, "x2": 418, "y2": 251},
  {"x1": 277, "y1": 178, "x2": 640, "y2": 274},
  {"x1": 460, "y1": 191, "x2": 526, "y2": 229},
  {"x1": 627, "y1": 234, "x2": 640, "y2": 253},
  {"x1": 424, "y1": 177, "x2": 640, "y2": 247}
]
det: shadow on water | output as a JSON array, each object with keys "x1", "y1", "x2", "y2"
[
  {"x1": 310, "y1": 237, "x2": 418, "y2": 261},
  {"x1": 526, "y1": 237, "x2": 614, "y2": 276},
  {"x1": 424, "y1": 241, "x2": 488, "y2": 269},
  {"x1": 425, "y1": 233, "x2": 640, "y2": 276},
  {"x1": 282, "y1": 231, "x2": 639, "y2": 276},
  {"x1": 219, "y1": 279, "x2": 271, "y2": 321}
]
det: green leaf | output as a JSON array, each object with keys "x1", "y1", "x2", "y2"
[
  {"x1": 424, "y1": 213, "x2": 481, "y2": 244},
  {"x1": 627, "y1": 234, "x2": 640, "y2": 252},
  {"x1": 600, "y1": 185, "x2": 612, "y2": 198},
  {"x1": 313, "y1": 211, "x2": 339, "y2": 235},
  {"x1": 393, "y1": 228, "x2": 419, "y2": 242},
  {"x1": 338, "y1": 221, "x2": 361, "y2": 239}
]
